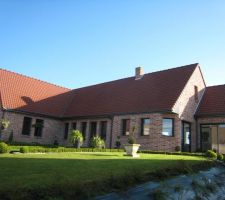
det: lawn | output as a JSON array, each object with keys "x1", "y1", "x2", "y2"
[{"x1": 0, "y1": 152, "x2": 209, "y2": 199}]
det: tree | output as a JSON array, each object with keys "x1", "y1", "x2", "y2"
[{"x1": 69, "y1": 130, "x2": 84, "y2": 148}]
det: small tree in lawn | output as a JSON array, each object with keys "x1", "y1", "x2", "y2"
[{"x1": 69, "y1": 130, "x2": 84, "y2": 148}]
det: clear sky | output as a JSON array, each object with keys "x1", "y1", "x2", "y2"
[{"x1": 0, "y1": 0, "x2": 225, "y2": 89}]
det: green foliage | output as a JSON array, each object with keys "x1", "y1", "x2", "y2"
[
  {"x1": 90, "y1": 136, "x2": 105, "y2": 148},
  {"x1": 0, "y1": 142, "x2": 8, "y2": 153},
  {"x1": 0, "y1": 152, "x2": 211, "y2": 200},
  {"x1": 205, "y1": 150, "x2": 217, "y2": 159},
  {"x1": 20, "y1": 146, "x2": 29, "y2": 153},
  {"x1": 175, "y1": 146, "x2": 181, "y2": 152},
  {"x1": 139, "y1": 150, "x2": 204, "y2": 157},
  {"x1": 0, "y1": 119, "x2": 10, "y2": 130},
  {"x1": 217, "y1": 153, "x2": 224, "y2": 161},
  {"x1": 127, "y1": 136, "x2": 136, "y2": 144},
  {"x1": 127, "y1": 126, "x2": 137, "y2": 144},
  {"x1": 9, "y1": 145, "x2": 124, "y2": 153},
  {"x1": 69, "y1": 130, "x2": 84, "y2": 147}
]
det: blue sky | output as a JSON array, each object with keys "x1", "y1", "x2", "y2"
[{"x1": 0, "y1": 0, "x2": 225, "y2": 89}]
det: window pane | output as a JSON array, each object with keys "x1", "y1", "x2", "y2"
[
  {"x1": 141, "y1": 118, "x2": 151, "y2": 135},
  {"x1": 90, "y1": 122, "x2": 97, "y2": 138},
  {"x1": 34, "y1": 119, "x2": 44, "y2": 137},
  {"x1": 100, "y1": 121, "x2": 107, "y2": 140},
  {"x1": 162, "y1": 119, "x2": 173, "y2": 136},
  {"x1": 72, "y1": 122, "x2": 77, "y2": 130},
  {"x1": 122, "y1": 119, "x2": 130, "y2": 135},
  {"x1": 22, "y1": 117, "x2": 32, "y2": 135},
  {"x1": 81, "y1": 122, "x2": 87, "y2": 140},
  {"x1": 64, "y1": 123, "x2": 69, "y2": 139}
]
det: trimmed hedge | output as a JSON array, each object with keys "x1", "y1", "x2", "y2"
[
  {"x1": 0, "y1": 142, "x2": 8, "y2": 153},
  {"x1": 206, "y1": 150, "x2": 217, "y2": 160},
  {"x1": 9, "y1": 145, "x2": 124, "y2": 153},
  {"x1": 138, "y1": 150, "x2": 205, "y2": 157}
]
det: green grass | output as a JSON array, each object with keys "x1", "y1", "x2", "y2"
[{"x1": 0, "y1": 152, "x2": 210, "y2": 199}]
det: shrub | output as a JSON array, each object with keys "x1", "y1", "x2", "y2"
[
  {"x1": 205, "y1": 150, "x2": 217, "y2": 159},
  {"x1": 90, "y1": 136, "x2": 105, "y2": 148},
  {"x1": 217, "y1": 153, "x2": 224, "y2": 161},
  {"x1": 20, "y1": 146, "x2": 29, "y2": 153},
  {"x1": 127, "y1": 136, "x2": 135, "y2": 144},
  {"x1": 69, "y1": 130, "x2": 84, "y2": 148},
  {"x1": 175, "y1": 146, "x2": 181, "y2": 152},
  {"x1": 0, "y1": 142, "x2": 8, "y2": 153}
]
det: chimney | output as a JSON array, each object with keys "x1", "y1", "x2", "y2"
[{"x1": 135, "y1": 66, "x2": 144, "y2": 80}]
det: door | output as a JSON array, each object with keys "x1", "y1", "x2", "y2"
[
  {"x1": 201, "y1": 125, "x2": 212, "y2": 152},
  {"x1": 182, "y1": 122, "x2": 191, "y2": 152}
]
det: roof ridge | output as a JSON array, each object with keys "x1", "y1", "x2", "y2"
[
  {"x1": 70, "y1": 63, "x2": 199, "y2": 91},
  {"x1": 206, "y1": 84, "x2": 225, "y2": 88},
  {"x1": 0, "y1": 68, "x2": 71, "y2": 91}
]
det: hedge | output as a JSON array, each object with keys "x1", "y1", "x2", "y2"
[
  {"x1": 9, "y1": 145, "x2": 125, "y2": 153},
  {"x1": 138, "y1": 150, "x2": 205, "y2": 157}
]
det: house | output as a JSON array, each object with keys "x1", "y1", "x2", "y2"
[{"x1": 0, "y1": 63, "x2": 224, "y2": 153}]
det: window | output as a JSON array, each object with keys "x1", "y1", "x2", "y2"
[
  {"x1": 141, "y1": 118, "x2": 151, "y2": 136},
  {"x1": 194, "y1": 86, "x2": 199, "y2": 102},
  {"x1": 90, "y1": 122, "x2": 97, "y2": 138},
  {"x1": 122, "y1": 119, "x2": 130, "y2": 135},
  {"x1": 72, "y1": 122, "x2": 77, "y2": 130},
  {"x1": 162, "y1": 118, "x2": 174, "y2": 136},
  {"x1": 100, "y1": 121, "x2": 107, "y2": 140},
  {"x1": 34, "y1": 119, "x2": 44, "y2": 137},
  {"x1": 64, "y1": 123, "x2": 69, "y2": 140},
  {"x1": 81, "y1": 122, "x2": 87, "y2": 140},
  {"x1": 22, "y1": 117, "x2": 32, "y2": 135}
]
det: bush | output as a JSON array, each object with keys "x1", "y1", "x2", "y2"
[
  {"x1": 217, "y1": 153, "x2": 224, "y2": 161},
  {"x1": 175, "y1": 146, "x2": 181, "y2": 152},
  {"x1": 0, "y1": 142, "x2": 9, "y2": 153},
  {"x1": 90, "y1": 136, "x2": 105, "y2": 148},
  {"x1": 69, "y1": 130, "x2": 83, "y2": 148},
  {"x1": 127, "y1": 136, "x2": 136, "y2": 144},
  {"x1": 206, "y1": 150, "x2": 217, "y2": 159},
  {"x1": 20, "y1": 146, "x2": 29, "y2": 153}
]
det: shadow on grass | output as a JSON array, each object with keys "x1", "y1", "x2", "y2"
[{"x1": 0, "y1": 156, "x2": 214, "y2": 200}]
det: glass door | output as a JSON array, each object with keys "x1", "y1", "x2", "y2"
[
  {"x1": 182, "y1": 122, "x2": 191, "y2": 152},
  {"x1": 201, "y1": 125, "x2": 211, "y2": 152}
]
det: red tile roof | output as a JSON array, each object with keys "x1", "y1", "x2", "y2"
[
  {"x1": 0, "y1": 63, "x2": 198, "y2": 118},
  {"x1": 0, "y1": 69, "x2": 73, "y2": 117},
  {"x1": 196, "y1": 85, "x2": 225, "y2": 116},
  {"x1": 64, "y1": 63, "x2": 198, "y2": 118}
]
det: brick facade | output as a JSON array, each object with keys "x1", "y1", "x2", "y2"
[
  {"x1": 172, "y1": 66, "x2": 206, "y2": 151},
  {"x1": 63, "y1": 118, "x2": 112, "y2": 147},
  {"x1": 0, "y1": 110, "x2": 64, "y2": 145},
  {"x1": 111, "y1": 113, "x2": 181, "y2": 151},
  {"x1": 0, "y1": 65, "x2": 209, "y2": 152}
]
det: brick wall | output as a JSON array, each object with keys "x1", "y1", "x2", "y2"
[
  {"x1": 63, "y1": 118, "x2": 112, "y2": 148},
  {"x1": 112, "y1": 113, "x2": 181, "y2": 152},
  {"x1": 172, "y1": 65, "x2": 206, "y2": 151},
  {"x1": 0, "y1": 110, "x2": 64, "y2": 145}
]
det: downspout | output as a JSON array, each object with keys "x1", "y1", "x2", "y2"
[
  {"x1": 109, "y1": 116, "x2": 114, "y2": 149},
  {"x1": 195, "y1": 116, "x2": 199, "y2": 151}
]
